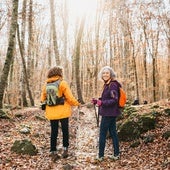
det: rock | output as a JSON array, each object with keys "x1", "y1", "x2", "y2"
[
  {"x1": 162, "y1": 131, "x2": 170, "y2": 140},
  {"x1": 20, "y1": 127, "x2": 30, "y2": 134},
  {"x1": 0, "y1": 109, "x2": 10, "y2": 119},
  {"x1": 143, "y1": 135, "x2": 154, "y2": 144},
  {"x1": 118, "y1": 120, "x2": 141, "y2": 141},
  {"x1": 62, "y1": 163, "x2": 73, "y2": 170},
  {"x1": 138, "y1": 115, "x2": 156, "y2": 133},
  {"x1": 164, "y1": 108, "x2": 170, "y2": 116},
  {"x1": 11, "y1": 139, "x2": 38, "y2": 155}
]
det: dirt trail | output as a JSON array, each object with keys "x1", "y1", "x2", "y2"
[
  {"x1": 1, "y1": 105, "x2": 169, "y2": 169},
  {"x1": 75, "y1": 106, "x2": 99, "y2": 160}
]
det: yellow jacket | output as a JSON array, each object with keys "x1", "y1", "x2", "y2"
[{"x1": 41, "y1": 76, "x2": 80, "y2": 120}]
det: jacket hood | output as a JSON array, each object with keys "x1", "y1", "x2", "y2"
[
  {"x1": 46, "y1": 76, "x2": 62, "y2": 83},
  {"x1": 111, "y1": 80, "x2": 122, "y2": 88}
]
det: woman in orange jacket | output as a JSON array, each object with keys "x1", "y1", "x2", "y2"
[{"x1": 41, "y1": 66, "x2": 80, "y2": 161}]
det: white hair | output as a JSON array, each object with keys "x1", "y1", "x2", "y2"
[{"x1": 98, "y1": 66, "x2": 116, "y2": 80}]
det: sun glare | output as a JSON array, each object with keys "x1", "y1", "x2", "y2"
[{"x1": 68, "y1": 0, "x2": 97, "y2": 20}]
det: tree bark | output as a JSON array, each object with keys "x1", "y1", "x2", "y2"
[
  {"x1": 49, "y1": 0, "x2": 60, "y2": 65},
  {"x1": 0, "y1": 0, "x2": 19, "y2": 108},
  {"x1": 62, "y1": 0, "x2": 69, "y2": 80},
  {"x1": 17, "y1": 24, "x2": 34, "y2": 106},
  {"x1": 27, "y1": 0, "x2": 34, "y2": 78},
  {"x1": 20, "y1": 0, "x2": 28, "y2": 107},
  {"x1": 74, "y1": 17, "x2": 86, "y2": 104}
]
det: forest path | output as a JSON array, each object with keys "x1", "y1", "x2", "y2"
[
  {"x1": 75, "y1": 106, "x2": 99, "y2": 161},
  {"x1": 49, "y1": 106, "x2": 104, "y2": 169}
]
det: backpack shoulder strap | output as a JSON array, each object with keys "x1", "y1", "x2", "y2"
[
  {"x1": 53, "y1": 79, "x2": 61, "y2": 86},
  {"x1": 109, "y1": 80, "x2": 119, "y2": 89},
  {"x1": 109, "y1": 81, "x2": 121, "y2": 99}
]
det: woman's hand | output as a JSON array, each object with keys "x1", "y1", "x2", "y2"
[
  {"x1": 91, "y1": 98, "x2": 97, "y2": 105},
  {"x1": 96, "y1": 100, "x2": 102, "y2": 106}
]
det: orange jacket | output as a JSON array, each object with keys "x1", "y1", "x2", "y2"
[{"x1": 41, "y1": 76, "x2": 80, "y2": 120}]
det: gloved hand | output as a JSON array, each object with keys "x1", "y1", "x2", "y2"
[
  {"x1": 96, "y1": 100, "x2": 102, "y2": 106},
  {"x1": 91, "y1": 98, "x2": 97, "y2": 105}
]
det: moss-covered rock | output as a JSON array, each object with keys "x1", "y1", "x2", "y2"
[
  {"x1": 164, "y1": 109, "x2": 170, "y2": 116},
  {"x1": 138, "y1": 115, "x2": 156, "y2": 133},
  {"x1": 35, "y1": 115, "x2": 46, "y2": 121},
  {"x1": 118, "y1": 120, "x2": 141, "y2": 142},
  {"x1": 11, "y1": 139, "x2": 38, "y2": 156},
  {"x1": 143, "y1": 135, "x2": 154, "y2": 144},
  {"x1": 15, "y1": 113, "x2": 23, "y2": 118},
  {"x1": 151, "y1": 105, "x2": 159, "y2": 109},
  {"x1": 151, "y1": 110, "x2": 161, "y2": 117},
  {"x1": 162, "y1": 131, "x2": 170, "y2": 140},
  {"x1": 0, "y1": 109, "x2": 11, "y2": 119},
  {"x1": 130, "y1": 140, "x2": 141, "y2": 148},
  {"x1": 123, "y1": 106, "x2": 137, "y2": 116}
]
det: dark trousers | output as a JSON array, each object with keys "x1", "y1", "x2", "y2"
[
  {"x1": 50, "y1": 118, "x2": 69, "y2": 152},
  {"x1": 99, "y1": 116, "x2": 119, "y2": 157}
]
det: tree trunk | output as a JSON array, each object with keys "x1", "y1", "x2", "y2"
[
  {"x1": 74, "y1": 17, "x2": 86, "y2": 104},
  {"x1": 152, "y1": 31, "x2": 159, "y2": 102},
  {"x1": 27, "y1": 0, "x2": 34, "y2": 78},
  {"x1": 94, "y1": 0, "x2": 104, "y2": 95},
  {"x1": 143, "y1": 38, "x2": 148, "y2": 100},
  {"x1": 62, "y1": 0, "x2": 69, "y2": 80},
  {"x1": 168, "y1": 40, "x2": 170, "y2": 99},
  {"x1": 0, "y1": 0, "x2": 19, "y2": 108},
  {"x1": 109, "y1": 7, "x2": 113, "y2": 67},
  {"x1": 49, "y1": 0, "x2": 60, "y2": 65},
  {"x1": 20, "y1": 0, "x2": 28, "y2": 107},
  {"x1": 17, "y1": 24, "x2": 34, "y2": 106}
]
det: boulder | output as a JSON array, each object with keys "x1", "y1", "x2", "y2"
[{"x1": 11, "y1": 139, "x2": 38, "y2": 156}]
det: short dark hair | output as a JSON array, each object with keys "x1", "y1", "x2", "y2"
[{"x1": 47, "y1": 66, "x2": 63, "y2": 78}]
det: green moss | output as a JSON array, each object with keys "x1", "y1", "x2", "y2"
[
  {"x1": 130, "y1": 140, "x2": 141, "y2": 148},
  {"x1": 138, "y1": 115, "x2": 156, "y2": 133},
  {"x1": 164, "y1": 109, "x2": 170, "y2": 116},
  {"x1": 11, "y1": 139, "x2": 38, "y2": 156},
  {"x1": 118, "y1": 120, "x2": 141, "y2": 142},
  {"x1": 162, "y1": 131, "x2": 170, "y2": 140},
  {"x1": 0, "y1": 109, "x2": 11, "y2": 119}
]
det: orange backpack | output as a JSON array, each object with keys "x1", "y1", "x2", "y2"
[
  {"x1": 118, "y1": 87, "x2": 126, "y2": 108},
  {"x1": 109, "y1": 82, "x2": 127, "y2": 108}
]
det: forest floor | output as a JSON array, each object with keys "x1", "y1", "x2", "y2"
[{"x1": 0, "y1": 101, "x2": 169, "y2": 170}]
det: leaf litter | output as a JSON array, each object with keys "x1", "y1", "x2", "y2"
[{"x1": 0, "y1": 102, "x2": 169, "y2": 170}]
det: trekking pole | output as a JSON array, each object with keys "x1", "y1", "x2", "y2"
[
  {"x1": 95, "y1": 106, "x2": 100, "y2": 157},
  {"x1": 75, "y1": 107, "x2": 80, "y2": 154},
  {"x1": 93, "y1": 104, "x2": 99, "y2": 127}
]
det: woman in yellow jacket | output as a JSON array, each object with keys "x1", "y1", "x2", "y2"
[{"x1": 41, "y1": 66, "x2": 80, "y2": 160}]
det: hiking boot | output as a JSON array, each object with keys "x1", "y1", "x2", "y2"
[
  {"x1": 109, "y1": 154, "x2": 120, "y2": 160},
  {"x1": 50, "y1": 151, "x2": 60, "y2": 162},
  {"x1": 95, "y1": 157, "x2": 104, "y2": 162},
  {"x1": 62, "y1": 147, "x2": 68, "y2": 158}
]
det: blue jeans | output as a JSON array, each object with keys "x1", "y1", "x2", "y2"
[
  {"x1": 50, "y1": 118, "x2": 69, "y2": 152},
  {"x1": 99, "y1": 116, "x2": 119, "y2": 157}
]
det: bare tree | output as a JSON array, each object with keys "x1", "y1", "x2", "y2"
[
  {"x1": 74, "y1": 17, "x2": 86, "y2": 104},
  {"x1": 17, "y1": 24, "x2": 34, "y2": 106},
  {"x1": 0, "y1": 0, "x2": 19, "y2": 108},
  {"x1": 0, "y1": 0, "x2": 169, "y2": 106},
  {"x1": 94, "y1": 0, "x2": 104, "y2": 95},
  {"x1": 20, "y1": 0, "x2": 28, "y2": 107},
  {"x1": 49, "y1": 0, "x2": 60, "y2": 65},
  {"x1": 61, "y1": 0, "x2": 69, "y2": 80},
  {"x1": 159, "y1": 1, "x2": 170, "y2": 99},
  {"x1": 27, "y1": 0, "x2": 34, "y2": 78}
]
